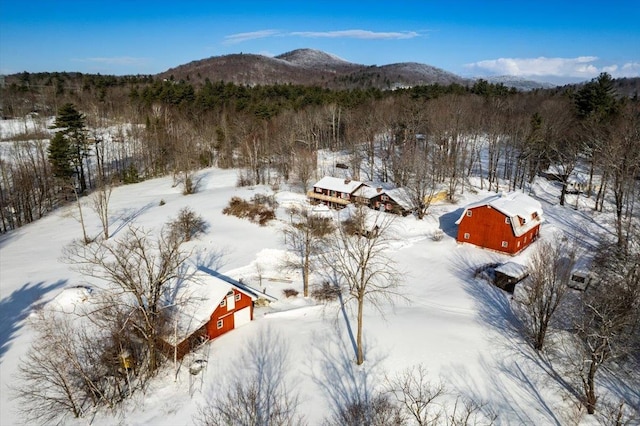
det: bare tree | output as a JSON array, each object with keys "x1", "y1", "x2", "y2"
[
  {"x1": 195, "y1": 327, "x2": 304, "y2": 426},
  {"x1": 519, "y1": 238, "x2": 576, "y2": 350},
  {"x1": 12, "y1": 307, "x2": 129, "y2": 424},
  {"x1": 91, "y1": 180, "x2": 112, "y2": 240},
  {"x1": 385, "y1": 364, "x2": 447, "y2": 426},
  {"x1": 283, "y1": 206, "x2": 334, "y2": 297},
  {"x1": 569, "y1": 238, "x2": 640, "y2": 415},
  {"x1": 321, "y1": 206, "x2": 402, "y2": 365},
  {"x1": 63, "y1": 222, "x2": 191, "y2": 374}
]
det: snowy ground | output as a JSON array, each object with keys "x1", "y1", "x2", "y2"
[{"x1": 0, "y1": 163, "x2": 631, "y2": 425}]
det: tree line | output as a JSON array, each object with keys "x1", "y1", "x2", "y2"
[{"x1": 1, "y1": 72, "x2": 638, "y2": 251}]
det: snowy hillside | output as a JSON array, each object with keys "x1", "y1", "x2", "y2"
[{"x1": 0, "y1": 159, "x2": 636, "y2": 424}]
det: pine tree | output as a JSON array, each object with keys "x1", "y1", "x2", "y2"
[
  {"x1": 47, "y1": 132, "x2": 74, "y2": 179},
  {"x1": 51, "y1": 103, "x2": 90, "y2": 192}
]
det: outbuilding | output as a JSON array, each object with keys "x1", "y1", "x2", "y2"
[{"x1": 161, "y1": 269, "x2": 275, "y2": 360}]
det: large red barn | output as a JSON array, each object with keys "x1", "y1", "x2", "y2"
[{"x1": 455, "y1": 191, "x2": 544, "y2": 255}]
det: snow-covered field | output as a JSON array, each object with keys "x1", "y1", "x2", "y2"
[{"x1": 0, "y1": 161, "x2": 630, "y2": 424}]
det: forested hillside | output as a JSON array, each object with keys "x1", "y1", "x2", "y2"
[{"x1": 0, "y1": 70, "x2": 638, "y2": 252}]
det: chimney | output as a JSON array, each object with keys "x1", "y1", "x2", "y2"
[
  {"x1": 344, "y1": 178, "x2": 351, "y2": 184},
  {"x1": 376, "y1": 187, "x2": 382, "y2": 193}
]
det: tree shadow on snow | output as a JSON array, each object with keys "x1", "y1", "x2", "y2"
[
  {"x1": 438, "y1": 208, "x2": 464, "y2": 239},
  {"x1": 109, "y1": 202, "x2": 154, "y2": 238},
  {"x1": 308, "y1": 328, "x2": 385, "y2": 421},
  {"x1": 448, "y1": 251, "x2": 582, "y2": 424},
  {"x1": 0, "y1": 280, "x2": 67, "y2": 363}
]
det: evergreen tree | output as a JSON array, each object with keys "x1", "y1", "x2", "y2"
[
  {"x1": 47, "y1": 131, "x2": 74, "y2": 179},
  {"x1": 51, "y1": 103, "x2": 90, "y2": 192}
]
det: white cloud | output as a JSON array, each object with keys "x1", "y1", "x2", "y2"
[
  {"x1": 223, "y1": 30, "x2": 282, "y2": 44},
  {"x1": 466, "y1": 56, "x2": 640, "y2": 81},
  {"x1": 289, "y1": 29, "x2": 419, "y2": 40},
  {"x1": 223, "y1": 29, "x2": 420, "y2": 45},
  {"x1": 465, "y1": 56, "x2": 604, "y2": 78}
]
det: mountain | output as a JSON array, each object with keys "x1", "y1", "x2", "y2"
[
  {"x1": 158, "y1": 48, "x2": 470, "y2": 89},
  {"x1": 483, "y1": 75, "x2": 557, "y2": 91}
]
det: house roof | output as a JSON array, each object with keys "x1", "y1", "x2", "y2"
[
  {"x1": 313, "y1": 176, "x2": 364, "y2": 194},
  {"x1": 385, "y1": 188, "x2": 413, "y2": 211},
  {"x1": 164, "y1": 268, "x2": 275, "y2": 345},
  {"x1": 455, "y1": 191, "x2": 544, "y2": 237},
  {"x1": 353, "y1": 185, "x2": 381, "y2": 199}
]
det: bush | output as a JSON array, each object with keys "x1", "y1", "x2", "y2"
[
  {"x1": 168, "y1": 207, "x2": 208, "y2": 242},
  {"x1": 282, "y1": 288, "x2": 299, "y2": 298},
  {"x1": 311, "y1": 281, "x2": 341, "y2": 302},
  {"x1": 431, "y1": 229, "x2": 444, "y2": 241},
  {"x1": 222, "y1": 195, "x2": 277, "y2": 226}
]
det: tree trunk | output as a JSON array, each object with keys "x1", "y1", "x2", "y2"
[{"x1": 356, "y1": 294, "x2": 364, "y2": 365}]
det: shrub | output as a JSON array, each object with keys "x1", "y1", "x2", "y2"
[
  {"x1": 282, "y1": 288, "x2": 299, "y2": 298},
  {"x1": 168, "y1": 207, "x2": 208, "y2": 242},
  {"x1": 431, "y1": 229, "x2": 444, "y2": 241},
  {"x1": 311, "y1": 282, "x2": 341, "y2": 302},
  {"x1": 222, "y1": 195, "x2": 277, "y2": 226}
]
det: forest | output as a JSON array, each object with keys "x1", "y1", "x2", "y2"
[{"x1": 0, "y1": 71, "x2": 638, "y2": 252}]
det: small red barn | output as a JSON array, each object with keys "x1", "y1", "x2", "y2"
[
  {"x1": 455, "y1": 191, "x2": 544, "y2": 255},
  {"x1": 162, "y1": 270, "x2": 275, "y2": 359}
]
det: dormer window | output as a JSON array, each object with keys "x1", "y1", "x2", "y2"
[
  {"x1": 505, "y1": 217, "x2": 511, "y2": 224},
  {"x1": 532, "y1": 212, "x2": 539, "y2": 220}
]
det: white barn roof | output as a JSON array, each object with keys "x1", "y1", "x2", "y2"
[{"x1": 455, "y1": 191, "x2": 544, "y2": 237}]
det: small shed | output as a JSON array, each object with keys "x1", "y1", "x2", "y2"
[{"x1": 494, "y1": 262, "x2": 529, "y2": 293}]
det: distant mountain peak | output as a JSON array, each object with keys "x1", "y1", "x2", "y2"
[{"x1": 276, "y1": 48, "x2": 353, "y2": 67}]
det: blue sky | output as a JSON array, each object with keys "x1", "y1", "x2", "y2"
[{"x1": 1, "y1": 0, "x2": 638, "y2": 84}]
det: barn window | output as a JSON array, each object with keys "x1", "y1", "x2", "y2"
[
  {"x1": 466, "y1": 211, "x2": 472, "y2": 217},
  {"x1": 532, "y1": 211, "x2": 538, "y2": 219},
  {"x1": 464, "y1": 233, "x2": 470, "y2": 239},
  {"x1": 216, "y1": 319, "x2": 223, "y2": 329},
  {"x1": 524, "y1": 236, "x2": 527, "y2": 243},
  {"x1": 501, "y1": 241, "x2": 508, "y2": 248},
  {"x1": 505, "y1": 217, "x2": 511, "y2": 224},
  {"x1": 517, "y1": 241, "x2": 521, "y2": 248},
  {"x1": 235, "y1": 293, "x2": 241, "y2": 301},
  {"x1": 220, "y1": 298, "x2": 226, "y2": 307}
]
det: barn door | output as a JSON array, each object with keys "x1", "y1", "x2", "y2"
[{"x1": 233, "y1": 307, "x2": 251, "y2": 328}]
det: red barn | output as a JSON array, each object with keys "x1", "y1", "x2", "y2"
[
  {"x1": 455, "y1": 191, "x2": 544, "y2": 255},
  {"x1": 162, "y1": 269, "x2": 275, "y2": 359}
]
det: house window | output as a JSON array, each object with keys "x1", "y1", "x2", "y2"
[
  {"x1": 235, "y1": 293, "x2": 241, "y2": 301},
  {"x1": 220, "y1": 298, "x2": 226, "y2": 307},
  {"x1": 466, "y1": 211, "x2": 472, "y2": 217},
  {"x1": 342, "y1": 193, "x2": 350, "y2": 199},
  {"x1": 501, "y1": 241, "x2": 508, "y2": 248},
  {"x1": 330, "y1": 190, "x2": 336, "y2": 197},
  {"x1": 315, "y1": 187, "x2": 322, "y2": 193},
  {"x1": 464, "y1": 233, "x2": 470, "y2": 239},
  {"x1": 532, "y1": 212, "x2": 538, "y2": 219},
  {"x1": 505, "y1": 217, "x2": 511, "y2": 224},
  {"x1": 216, "y1": 319, "x2": 223, "y2": 329},
  {"x1": 381, "y1": 195, "x2": 389, "y2": 202}
]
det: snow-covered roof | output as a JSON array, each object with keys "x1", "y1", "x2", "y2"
[
  {"x1": 313, "y1": 176, "x2": 364, "y2": 194},
  {"x1": 455, "y1": 191, "x2": 544, "y2": 237},
  {"x1": 495, "y1": 262, "x2": 528, "y2": 279},
  {"x1": 164, "y1": 269, "x2": 274, "y2": 345},
  {"x1": 385, "y1": 188, "x2": 413, "y2": 211},
  {"x1": 353, "y1": 185, "x2": 382, "y2": 199}
]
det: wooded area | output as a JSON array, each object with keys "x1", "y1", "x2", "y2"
[{"x1": 1, "y1": 72, "x2": 638, "y2": 252}]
